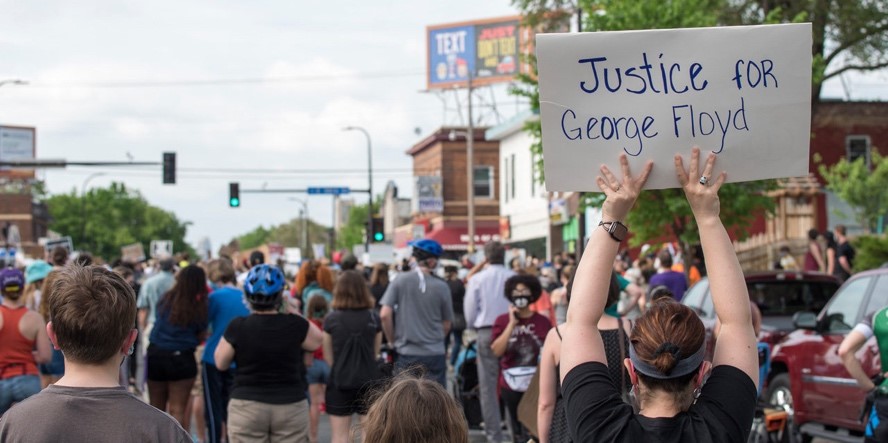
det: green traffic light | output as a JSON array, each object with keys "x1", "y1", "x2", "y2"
[
  {"x1": 373, "y1": 232, "x2": 384, "y2": 242},
  {"x1": 230, "y1": 198, "x2": 240, "y2": 207}
]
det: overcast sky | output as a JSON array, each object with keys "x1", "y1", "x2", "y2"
[{"x1": 1, "y1": 1, "x2": 885, "y2": 255}]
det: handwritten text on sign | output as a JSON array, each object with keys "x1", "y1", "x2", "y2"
[{"x1": 537, "y1": 24, "x2": 812, "y2": 190}]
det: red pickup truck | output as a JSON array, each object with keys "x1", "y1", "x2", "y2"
[{"x1": 768, "y1": 268, "x2": 888, "y2": 443}]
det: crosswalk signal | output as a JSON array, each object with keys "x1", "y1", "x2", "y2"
[
  {"x1": 162, "y1": 152, "x2": 176, "y2": 184},
  {"x1": 229, "y1": 183, "x2": 240, "y2": 208},
  {"x1": 371, "y1": 217, "x2": 384, "y2": 242}
]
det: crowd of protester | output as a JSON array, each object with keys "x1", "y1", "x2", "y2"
[{"x1": 0, "y1": 150, "x2": 867, "y2": 443}]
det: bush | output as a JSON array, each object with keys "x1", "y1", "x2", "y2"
[{"x1": 851, "y1": 235, "x2": 888, "y2": 272}]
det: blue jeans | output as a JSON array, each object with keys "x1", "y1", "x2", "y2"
[
  {"x1": 449, "y1": 329, "x2": 464, "y2": 367},
  {"x1": 0, "y1": 375, "x2": 41, "y2": 414},
  {"x1": 395, "y1": 354, "x2": 447, "y2": 387}
]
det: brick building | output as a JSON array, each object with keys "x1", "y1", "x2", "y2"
[
  {"x1": 0, "y1": 191, "x2": 50, "y2": 258},
  {"x1": 394, "y1": 127, "x2": 501, "y2": 254}
]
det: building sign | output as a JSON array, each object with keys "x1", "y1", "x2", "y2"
[
  {"x1": 427, "y1": 16, "x2": 529, "y2": 89},
  {"x1": 536, "y1": 24, "x2": 812, "y2": 191},
  {"x1": 416, "y1": 175, "x2": 444, "y2": 213},
  {"x1": 549, "y1": 199, "x2": 569, "y2": 226},
  {"x1": 0, "y1": 126, "x2": 36, "y2": 179}
]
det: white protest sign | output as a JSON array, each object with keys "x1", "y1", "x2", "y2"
[
  {"x1": 537, "y1": 24, "x2": 812, "y2": 191},
  {"x1": 150, "y1": 240, "x2": 173, "y2": 258}
]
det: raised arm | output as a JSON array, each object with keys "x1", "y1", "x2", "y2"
[
  {"x1": 537, "y1": 328, "x2": 560, "y2": 443},
  {"x1": 561, "y1": 155, "x2": 652, "y2": 381},
  {"x1": 676, "y1": 148, "x2": 757, "y2": 384}
]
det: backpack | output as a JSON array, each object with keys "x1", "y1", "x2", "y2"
[{"x1": 332, "y1": 311, "x2": 381, "y2": 390}]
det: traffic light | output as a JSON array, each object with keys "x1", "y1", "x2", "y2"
[
  {"x1": 229, "y1": 182, "x2": 240, "y2": 208},
  {"x1": 162, "y1": 152, "x2": 176, "y2": 184},
  {"x1": 371, "y1": 217, "x2": 384, "y2": 242}
]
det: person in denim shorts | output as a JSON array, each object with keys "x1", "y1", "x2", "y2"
[{"x1": 0, "y1": 267, "x2": 52, "y2": 414}]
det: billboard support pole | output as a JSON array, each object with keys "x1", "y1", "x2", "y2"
[{"x1": 466, "y1": 74, "x2": 475, "y2": 254}]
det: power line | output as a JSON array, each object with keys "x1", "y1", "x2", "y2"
[{"x1": 27, "y1": 69, "x2": 425, "y2": 89}]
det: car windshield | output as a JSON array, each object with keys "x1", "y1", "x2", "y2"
[{"x1": 748, "y1": 281, "x2": 838, "y2": 320}]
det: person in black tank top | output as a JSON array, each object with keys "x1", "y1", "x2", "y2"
[{"x1": 539, "y1": 272, "x2": 630, "y2": 443}]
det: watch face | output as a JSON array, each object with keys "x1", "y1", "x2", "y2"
[{"x1": 611, "y1": 222, "x2": 628, "y2": 241}]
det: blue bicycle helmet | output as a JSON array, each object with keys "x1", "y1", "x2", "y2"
[
  {"x1": 409, "y1": 239, "x2": 443, "y2": 259},
  {"x1": 244, "y1": 264, "x2": 285, "y2": 309}
]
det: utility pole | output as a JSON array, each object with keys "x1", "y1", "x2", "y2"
[{"x1": 466, "y1": 74, "x2": 476, "y2": 254}]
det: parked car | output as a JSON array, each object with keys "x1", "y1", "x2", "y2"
[
  {"x1": 682, "y1": 271, "x2": 841, "y2": 355},
  {"x1": 767, "y1": 267, "x2": 888, "y2": 443}
]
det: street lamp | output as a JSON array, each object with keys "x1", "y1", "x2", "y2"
[
  {"x1": 80, "y1": 172, "x2": 106, "y2": 247},
  {"x1": 288, "y1": 197, "x2": 310, "y2": 258},
  {"x1": 343, "y1": 126, "x2": 373, "y2": 253}
]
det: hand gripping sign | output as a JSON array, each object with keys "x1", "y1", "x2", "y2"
[{"x1": 536, "y1": 24, "x2": 812, "y2": 191}]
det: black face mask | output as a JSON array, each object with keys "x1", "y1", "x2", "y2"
[{"x1": 512, "y1": 296, "x2": 531, "y2": 308}]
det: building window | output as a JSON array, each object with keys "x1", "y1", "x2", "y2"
[
  {"x1": 474, "y1": 166, "x2": 493, "y2": 199},
  {"x1": 503, "y1": 158, "x2": 509, "y2": 203},
  {"x1": 847, "y1": 135, "x2": 871, "y2": 166},
  {"x1": 511, "y1": 153, "x2": 516, "y2": 200}
]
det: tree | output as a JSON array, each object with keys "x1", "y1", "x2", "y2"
[
  {"x1": 45, "y1": 182, "x2": 195, "y2": 261},
  {"x1": 237, "y1": 226, "x2": 272, "y2": 250},
  {"x1": 723, "y1": 0, "x2": 888, "y2": 103},
  {"x1": 511, "y1": 0, "x2": 776, "y2": 247},
  {"x1": 336, "y1": 203, "x2": 369, "y2": 250},
  {"x1": 819, "y1": 152, "x2": 888, "y2": 233},
  {"x1": 234, "y1": 218, "x2": 329, "y2": 254}
]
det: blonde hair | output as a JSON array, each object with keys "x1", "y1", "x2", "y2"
[{"x1": 363, "y1": 375, "x2": 468, "y2": 443}]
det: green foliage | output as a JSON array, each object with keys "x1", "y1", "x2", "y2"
[
  {"x1": 851, "y1": 235, "x2": 888, "y2": 272},
  {"x1": 235, "y1": 217, "x2": 329, "y2": 252},
  {"x1": 621, "y1": 180, "x2": 776, "y2": 246},
  {"x1": 336, "y1": 203, "x2": 369, "y2": 250},
  {"x1": 45, "y1": 182, "x2": 195, "y2": 261},
  {"x1": 583, "y1": 0, "x2": 722, "y2": 31},
  {"x1": 238, "y1": 226, "x2": 272, "y2": 249},
  {"x1": 722, "y1": 0, "x2": 888, "y2": 100},
  {"x1": 819, "y1": 152, "x2": 888, "y2": 233}
]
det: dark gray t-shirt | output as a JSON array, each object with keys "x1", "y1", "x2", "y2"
[
  {"x1": 380, "y1": 270, "x2": 453, "y2": 356},
  {"x1": 0, "y1": 385, "x2": 192, "y2": 442}
]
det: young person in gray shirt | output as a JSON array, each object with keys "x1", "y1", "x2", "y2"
[{"x1": 0, "y1": 264, "x2": 191, "y2": 443}]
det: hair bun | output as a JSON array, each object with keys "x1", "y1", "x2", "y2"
[{"x1": 654, "y1": 342, "x2": 682, "y2": 359}]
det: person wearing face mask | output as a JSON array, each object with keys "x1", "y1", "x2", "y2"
[
  {"x1": 491, "y1": 274, "x2": 552, "y2": 443},
  {"x1": 380, "y1": 239, "x2": 454, "y2": 387}
]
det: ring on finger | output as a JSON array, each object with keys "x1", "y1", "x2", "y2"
[{"x1": 699, "y1": 175, "x2": 708, "y2": 185}]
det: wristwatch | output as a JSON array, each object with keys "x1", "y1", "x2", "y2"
[{"x1": 599, "y1": 220, "x2": 628, "y2": 242}]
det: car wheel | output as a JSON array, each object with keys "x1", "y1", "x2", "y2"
[{"x1": 767, "y1": 373, "x2": 811, "y2": 443}]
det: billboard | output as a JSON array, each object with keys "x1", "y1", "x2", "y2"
[
  {"x1": 0, "y1": 126, "x2": 36, "y2": 179},
  {"x1": 426, "y1": 16, "x2": 529, "y2": 89},
  {"x1": 416, "y1": 175, "x2": 444, "y2": 213}
]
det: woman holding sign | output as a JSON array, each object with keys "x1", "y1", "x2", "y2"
[{"x1": 560, "y1": 148, "x2": 758, "y2": 442}]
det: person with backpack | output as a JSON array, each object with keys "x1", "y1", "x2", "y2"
[
  {"x1": 214, "y1": 264, "x2": 323, "y2": 442},
  {"x1": 323, "y1": 270, "x2": 383, "y2": 443},
  {"x1": 380, "y1": 239, "x2": 453, "y2": 387}
]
